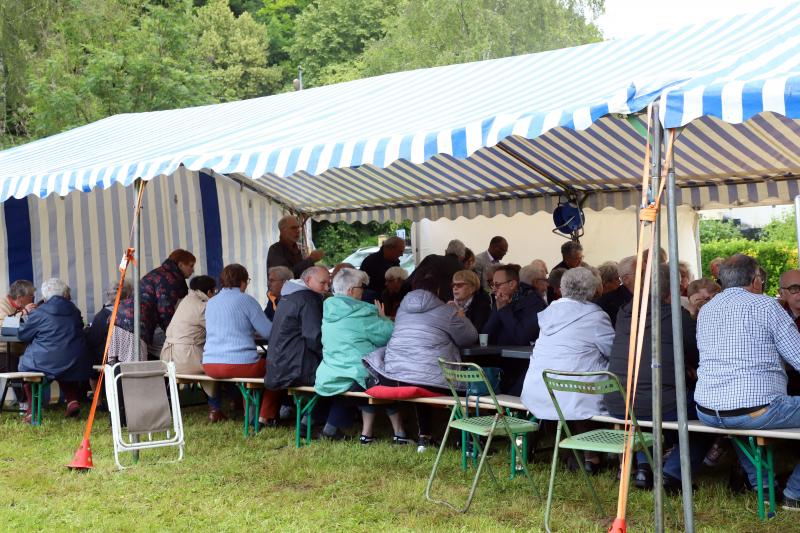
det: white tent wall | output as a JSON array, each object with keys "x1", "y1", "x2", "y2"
[
  {"x1": 413, "y1": 205, "x2": 700, "y2": 277},
  {"x1": 2, "y1": 169, "x2": 281, "y2": 319}
]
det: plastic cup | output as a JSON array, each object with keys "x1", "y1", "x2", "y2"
[{"x1": 479, "y1": 334, "x2": 488, "y2": 347}]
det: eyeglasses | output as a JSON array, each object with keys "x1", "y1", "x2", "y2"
[
  {"x1": 491, "y1": 279, "x2": 514, "y2": 290},
  {"x1": 451, "y1": 282, "x2": 468, "y2": 288},
  {"x1": 781, "y1": 284, "x2": 800, "y2": 294}
]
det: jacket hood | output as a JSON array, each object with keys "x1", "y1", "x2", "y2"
[
  {"x1": 323, "y1": 295, "x2": 376, "y2": 323},
  {"x1": 281, "y1": 279, "x2": 311, "y2": 296},
  {"x1": 38, "y1": 296, "x2": 77, "y2": 317},
  {"x1": 537, "y1": 297, "x2": 603, "y2": 335},
  {"x1": 398, "y1": 289, "x2": 443, "y2": 314}
]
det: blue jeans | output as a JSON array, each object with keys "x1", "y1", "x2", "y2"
[{"x1": 696, "y1": 395, "x2": 800, "y2": 499}]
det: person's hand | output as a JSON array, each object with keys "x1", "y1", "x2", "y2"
[
  {"x1": 374, "y1": 300, "x2": 385, "y2": 317},
  {"x1": 455, "y1": 308, "x2": 466, "y2": 318},
  {"x1": 23, "y1": 302, "x2": 37, "y2": 315},
  {"x1": 447, "y1": 300, "x2": 458, "y2": 308},
  {"x1": 308, "y1": 249, "x2": 325, "y2": 262},
  {"x1": 495, "y1": 292, "x2": 511, "y2": 309}
]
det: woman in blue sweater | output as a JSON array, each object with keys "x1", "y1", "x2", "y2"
[{"x1": 203, "y1": 264, "x2": 277, "y2": 423}]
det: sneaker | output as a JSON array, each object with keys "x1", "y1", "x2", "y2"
[
  {"x1": 258, "y1": 417, "x2": 279, "y2": 428},
  {"x1": 319, "y1": 429, "x2": 346, "y2": 441},
  {"x1": 782, "y1": 495, "x2": 800, "y2": 511},
  {"x1": 417, "y1": 436, "x2": 438, "y2": 453},
  {"x1": 279, "y1": 405, "x2": 294, "y2": 420},
  {"x1": 392, "y1": 435, "x2": 414, "y2": 445},
  {"x1": 703, "y1": 441, "x2": 727, "y2": 467},
  {"x1": 359, "y1": 435, "x2": 376, "y2": 445},
  {"x1": 208, "y1": 409, "x2": 228, "y2": 423},
  {"x1": 65, "y1": 400, "x2": 81, "y2": 418},
  {"x1": 635, "y1": 464, "x2": 654, "y2": 490}
]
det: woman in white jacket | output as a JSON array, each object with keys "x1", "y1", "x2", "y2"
[{"x1": 521, "y1": 266, "x2": 615, "y2": 473}]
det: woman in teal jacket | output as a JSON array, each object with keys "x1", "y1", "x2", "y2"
[{"x1": 315, "y1": 268, "x2": 411, "y2": 444}]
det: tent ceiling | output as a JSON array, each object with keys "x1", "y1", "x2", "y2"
[{"x1": 2, "y1": 3, "x2": 800, "y2": 222}]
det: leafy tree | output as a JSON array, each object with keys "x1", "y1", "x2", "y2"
[
  {"x1": 312, "y1": 219, "x2": 411, "y2": 265},
  {"x1": 761, "y1": 212, "x2": 797, "y2": 243},
  {"x1": 698, "y1": 218, "x2": 743, "y2": 243},
  {"x1": 257, "y1": 0, "x2": 312, "y2": 74},
  {"x1": 701, "y1": 239, "x2": 797, "y2": 296}
]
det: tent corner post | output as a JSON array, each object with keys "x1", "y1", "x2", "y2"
[
  {"x1": 133, "y1": 178, "x2": 143, "y2": 358},
  {"x1": 794, "y1": 196, "x2": 800, "y2": 265}
]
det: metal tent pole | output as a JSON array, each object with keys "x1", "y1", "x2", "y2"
[
  {"x1": 795, "y1": 196, "x2": 800, "y2": 262},
  {"x1": 666, "y1": 131, "x2": 695, "y2": 531},
  {"x1": 133, "y1": 179, "x2": 142, "y2": 355},
  {"x1": 649, "y1": 111, "x2": 664, "y2": 533}
]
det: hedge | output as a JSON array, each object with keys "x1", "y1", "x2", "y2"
[{"x1": 700, "y1": 239, "x2": 798, "y2": 296}]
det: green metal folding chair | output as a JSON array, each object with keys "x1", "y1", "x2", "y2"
[
  {"x1": 425, "y1": 359, "x2": 540, "y2": 513},
  {"x1": 542, "y1": 370, "x2": 656, "y2": 532}
]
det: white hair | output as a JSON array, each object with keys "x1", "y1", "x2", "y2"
[
  {"x1": 268, "y1": 266, "x2": 293, "y2": 281},
  {"x1": 41, "y1": 278, "x2": 69, "y2": 301},
  {"x1": 278, "y1": 215, "x2": 298, "y2": 231},
  {"x1": 384, "y1": 266, "x2": 408, "y2": 281},
  {"x1": 560, "y1": 267, "x2": 599, "y2": 302},
  {"x1": 332, "y1": 268, "x2": 368, "y2": 295},
  {"x1": 520, "y1": 264, "x2": 546, "y2": 285},
  {"x1": 617, "y1": 255, "x2": 637, "y2": 277},
  {"x1": 300, "y1": 265, "x2": 329, "y2": 282},
  {"x1": 445, "y1": 239, "x2": 466, "y2": 259}
]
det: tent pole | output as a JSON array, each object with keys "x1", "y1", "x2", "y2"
[
  {"x1": 650, "y1": 109, "x2": 664, "y2": 533},
  {"x1": 133, "y1": 179, "x2": 142, "y2": 355},
  {"x1": 794, "y1": 195, "x2": 800, "y2": 262},
  {"x1": 666, "y1": 131, "x2": 695, "y2": 531}
]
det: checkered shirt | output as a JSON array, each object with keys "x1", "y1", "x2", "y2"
[{"x1": 695, "y1": 287, "x2": 800, "y2": 411}]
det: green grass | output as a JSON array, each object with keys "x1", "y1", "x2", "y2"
[{"x1": 0, "y1": 405, "x2": 794, "y2": 532}]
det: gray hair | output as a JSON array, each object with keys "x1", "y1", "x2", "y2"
[
  {"x1": 598, "y1": 261, "x2": 619, "y2": 284},
  {"x1": 385, "y1": 266, "x2": 408, "y2": 281},
  {"x1": 332, "y1": 268, "x2": 368, "y2": 295},
  {"x1": 718, "y1": 254, "x2": 760, "y2": 289},
  {"x1": 300, "y1": 265, "x2": 329, "y2": 282},
  {"x1": 41, "y1": 278, "x2": 69, "y2": 301},
  {"x1": 561, "y1": 241, "x2": 583, "y2": 258},
  {"x1": 104, "y1": 281, "x2": 132, "y2": 304},
  {"x1": 445, "y1": 239, "x2": 466, "y2": 259},
  {"x1": 617, "y1": 256, "x2": 637, "y2": 276},
  {"x1": 560, "y1": 267, "x2": 599, "y2": 302},
  {"x1": 9, "y1": 280, "x2": 35, "y2": 300},
  {"x1": 268, "y1": 265, "x2": 293, "y2": 282},
  {"x1": 383, "y1": 236, "x2": 405, "y2": 249},
  {"x1": 520, "y1": 264, "x2": 545, "y2": 285},
  {"x1": 278, "y1": 215, "x2": 298, "y2": 231}
]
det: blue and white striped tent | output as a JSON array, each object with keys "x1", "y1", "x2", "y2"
[{"x1": 3, "y1": 2, "x2": 800, "y2": 313}]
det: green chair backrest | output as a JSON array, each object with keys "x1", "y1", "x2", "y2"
[{"x1": 438, "y1": 359, "x2": 504, "y2": 417}]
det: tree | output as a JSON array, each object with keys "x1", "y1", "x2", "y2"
[
  {"x1": 312, "y1": 219, "x2": 411, "y2": 265},
  {"x1": 257, "y1": 0, "x2": 312, "y2": 82},
  {"x1": 698, "y1": 219, "x2": 743, "y2": 243},
  {"x1": 761, "y1": 212, "x2": 797, "y2": 243}
]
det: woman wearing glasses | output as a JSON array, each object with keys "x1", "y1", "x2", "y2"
[{"x1": 448, "y1": 270, "x2": 491, "y2": 332}]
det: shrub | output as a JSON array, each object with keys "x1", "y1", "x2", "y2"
[{"x1": 700, "y1": 239, "x2": 798, "y2": 295}]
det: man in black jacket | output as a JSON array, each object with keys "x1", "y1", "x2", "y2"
[
  {"x1": 265, "y1": 266, "x2": 330, "y2": 389},
  {"x1": 359, "y1": 237, "x2": 405, "y2": 294},
  {"x1": 266, "y1": 215, "x2": 325, "y2": 279}
]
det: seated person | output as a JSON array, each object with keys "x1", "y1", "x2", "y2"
[
  {"x1": 448, "y1": 269, "x2": 491, "y2": 332},
  {"x1": 521, "y1": 267, "x2": 615, "y2": 473},
  {"x1": 363, "y1": 265, "x2": 478, "y2": 450},
  {"x1": 1, "y1": 280, "x2": 37, "y2": 386},
  {"x1": 17, "y1": 278, "x2": 90, "y2": 421},
  {"x1": 315, "y1": 268, "x2": 410, "y2": 443},
  {"x1": 546, "y1": 267, "x2": 567, "y2": 303},
  {"x1": 686, "y1": 278, "x2": 721, "y2": 319},
  {"x1": 264, "y1": 266, "x2": 292, "y2": 321},
  {"x1": 382, "y1": 266, "x2": 408, "y2": 319},
  {"x1": 521, "y1": 262, "x2": 550, "y2": 304},
  {"x1": 596, "y1": 255, "x2": 637, "y2": 327},
  {"x1": 161, "y1": 275, "x2": 218, "y2": 420},
  {"x1": 85, "y1": 282, "x2": 132, "y2": 365},
  {"x1": 605, "y1": 263, "x2": 709, "y2": 490},
  {"x1": 203, "y1": 264, "x2": 278, "y2": 424}
]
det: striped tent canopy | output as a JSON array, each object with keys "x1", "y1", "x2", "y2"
[{"x1": 2, "y1": 2, "x2": 800, "y2": 221}]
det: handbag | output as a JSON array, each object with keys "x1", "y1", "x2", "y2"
[
  {"x1": 467, "y1": 366, "x2": 502, "y2": 397},
  {"x1": 1, "y1": 316, "x2": 21, "y2": 337}
]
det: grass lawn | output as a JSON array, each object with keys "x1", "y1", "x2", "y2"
[{"x1": 0, "y1": 403, "x2": 794, "y2": 532}]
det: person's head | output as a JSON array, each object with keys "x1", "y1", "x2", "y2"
[
  {"x1": 560, "y1": 241, "x2": 584, "y2": 268},
  {"x1": 617, "y1": 256, "x2": 638, "y2": 293},
  {"x1": 104, "y1": 281, "x2": 132, "y2": 305},
  {"x1": 330, "y1": 263, "x2": 354, "y2": 281},
  {"x1": 268, "y1": 266, "x2": 292, "y2": 296},
  {"x1": 520, "y1": 263, "x2": 548, "y2": 298},
  {"x1": 445, "y1": 239, "x2": 466, "y2": 260},
  {"x1": 381, "y1": 237, "x2": 406, "y2": 262},
  {"x1": 452, "y1": 270, "x2": 480, "y2": 302},
  {"x1": 278, "y1": 215, "x2": 302, "y2": 244},
  {"x1": 678, "y1": 261, "x2": 692, "y2": 296},
  {"x1": 220, "y1": 263, "x2": 250, "y2": 292},
  {"x1": 560, "y1": 267, "x2": 600, "y2": 303},
  {"x1": 41, "y1": 278, "x2": 70, "y2": 302},
  {"x1": 643, "y1": 247, "x2": 668, "y2": 264},
  {"x1": 301, "y1": 266, "x2": 331, "y2": 294},
  {"x1": 462, "y1": 248, "x2": 476, "y2": 270},
  {"x1": 687, "y1": 278, "x2": 721, "y2": 316},
  {"x1": 598, "y1": 261, "x2": 621, "y2": 295},
  {"x1": 411, "y1": 264, "x2": 444, "y2": 299},
  {"x1": 168, "y1": 249, "x2": 196, "y2": 278},
  {"x1": 8, "y1": 280, "x2": 36, "y2": 307},
  {"x1": 530, "y1": 259, "x2": 548, "y2": 275},
  {"x1": 384, "y1": 266, "x2": 408, "y2": 294},
  {"x1": 488, "y1": 236, "x2": 508, "y2": 261},
  {"x1": 780, "y1": 269, "x2": 800, "y2": 315},
  {"x1": 718, "y1": 254, "x2": 762, "y2": 293},
  {"x1": 190, "y1": 275, "x2": 217, "y2": 297},
  {"x1": 709, "y1": 256, "x2": 725, "y2": 278},
  {"x1": 548, "y1": 267, "x2": 567, "y2": 299},
  {"x1": 491, "y1": 264, "x2": 521, "y2": 300},
  {"x1": 332, "y1": 268, "x2": 368, "y2": 299}
]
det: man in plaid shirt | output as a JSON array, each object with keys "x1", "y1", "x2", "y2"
[{"x1": 695, "y1": 254, "x2": 800, "y2": 510}]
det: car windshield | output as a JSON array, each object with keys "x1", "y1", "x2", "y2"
[{"x1": 341, "y1": 246, "x2": 415, "y2": 274}]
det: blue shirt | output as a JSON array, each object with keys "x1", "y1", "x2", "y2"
[
  {"x1": 695, "y1": 287, "x2": 800, "y2": 410},
  {"x1": 203, "y1": 288, "x2": 272, "y2": 365}
]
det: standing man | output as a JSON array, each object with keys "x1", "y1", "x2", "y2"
[
  {"x1": 360, "y1": 236, "x2": 405, "y2": 294},
  {"x1": 267, "y1": 215, "x2": 325, "y2": 279},
  {"x1": 474, "y1": 236, "x2": 508, "y2": 289},
  {"x1": 553, "y1": 241, "x2": 584, "y2": 270},
  {"x1": 695, "y1": 255, "x2": 800, "y2": 509}
]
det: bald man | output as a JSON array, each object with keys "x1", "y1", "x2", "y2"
[{"x1": 267, "y1": 215, "x2": 325, "y2": 279}]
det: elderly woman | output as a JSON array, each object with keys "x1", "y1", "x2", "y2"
[
  {"x1": 382, "y1": 266, "x2": 408, "y2": 319},
  {"x1": 686, "y1": 278, "x2": 721, "y2": 319},
  {"x1": 203, "y1": 264, "x2": 278, "y2": 423},
  {"x1": 17, "y1": 279, "x2": 90, "y2": 421},
  {"x1": 1, "y1": 280, "x2": 37, "y2": 380},
  {"x1": 85, "y1": 281, "x2": 132, "y2": 365},
  {"x1": 521, "y1": 267, "x2": 615, "y2": 472},
  {"x1": 110, "y1": 249, "x2": 196, "y2": 364},
  {"x1": 315, "y1": 268, "x2": 411, "y2": 443},
  {"x1": 449, "y1": 269, "x2": 491, "y2": 332},
  {"x1": 264, "y1": 266, "x2": 292, "y2": 321},
  {"x1": 364, "y1": 265, "x2": 478, "y2": 450}
]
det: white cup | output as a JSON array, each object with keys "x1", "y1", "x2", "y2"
[{"x1": 478, "y1": 334, "x2": 489, "y2": 347}]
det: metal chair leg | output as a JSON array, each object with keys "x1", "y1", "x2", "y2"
[
  {"x1": 544, "y1": 421, "x2": 563, "y2": 533},
  {"x1": 425, "y1": 409, "x2": 457, "y2": 507}
]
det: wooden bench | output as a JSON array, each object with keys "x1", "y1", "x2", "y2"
[
  {"x1": 0, "y1": 371, "x2": 47, "y2": 425},
  {"x1": 174, "y1": 373, "x2": 266, "y2": 437}
]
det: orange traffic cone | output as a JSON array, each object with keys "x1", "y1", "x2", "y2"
[
  {"x1": 67, "y1": 438, "x2": 94, "y2": 470},
  {"x1": 608, "y1": 518, "x2": 626, "y2": 533}
]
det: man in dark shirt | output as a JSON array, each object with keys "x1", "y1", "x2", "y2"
[
  {"x1": 596, "y1": 255, "x2": 636, "y2": 327},
  {"x1": 359, "y1": 236, "x2": 405, "y2": 294},
  {"x1": 267, "y1": 215, "x2": 325, "y2": 279},
  {"x1": 552, "y1": 240, "x2": 584, "y2": 270}
]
